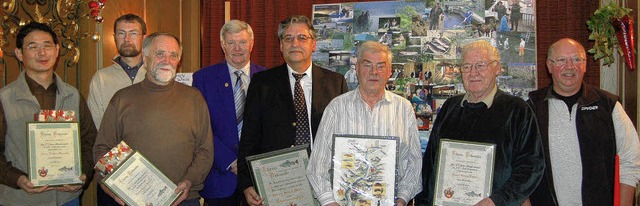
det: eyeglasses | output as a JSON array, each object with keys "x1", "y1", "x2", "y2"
[
  {"x1": 460, "y1": 60, "x2": 497, "y2": 73},
  {"x1": 548, "y1": 56, "x2": 585, "y2": 67},
  {"x1": 24, "y1": 43, "x2": 55, "y2": 52},
  {"x1": 360, "y1": 62, "x2": 388, "y2": 71},
  {"x1": 281, "y1": 35, "x2": 312, "y2": 44},
  {"x1": 115, "y1": 31, "x2": 141, "y2": 39}
]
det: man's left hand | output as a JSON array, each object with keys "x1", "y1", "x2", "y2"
[
  {"x1": 475, "y1": 198, "x2": 496, "y2": 206},
  {"x1": 54, "y1": 174, "x2": 86, "y2": 193},
  {"x1": 172, "y1": 180, "x2": 192, "y2": 206}
]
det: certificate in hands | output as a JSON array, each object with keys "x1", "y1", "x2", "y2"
[
  {"x1": 246, "y1": 144, "x2": 319, "y2": 206},
  {"x1": 97, "y1": 142, "x2": 181, "y2": 206},
  {"x1": 27, "y1": 122, "x2": 82, "y2": 187},
  {"x1": 434, "y1": 139, "x2": 496, "y2": 206}
]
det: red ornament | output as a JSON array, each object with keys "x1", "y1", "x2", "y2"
[
  {"x1": 88, "y1": 1, "x2": 99, "y2": 10},
  {"x1": 90, "y1": 10, "x2": 100, "y2": 18},
  {"x1": 611, "y1": 16, "x2": 636, "y2": 71}
]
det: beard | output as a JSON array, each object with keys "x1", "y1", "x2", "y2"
[
  {"x1": 118, "y1": 45, "x2": 141, "y2": 57},
  {"x1": 151, "y1": 65, "x2": 176, "y2": 84}
]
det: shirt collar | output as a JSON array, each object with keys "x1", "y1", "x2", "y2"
[
  {"x1": 115, "y1": 56, "x2": 144, "y2": 70},
  {"x1": 227, "y1": 62, "x2": 251, "y2": 76},
  {"x1": 287, "y1": 64, "x2": 313, "y2": 78},
  {"x1": 25, "y1": 73, "x2": 57, "y2": 94},
  {"x1": 461, "y1": 85, "x2": 497, "y2": 108},
  {"x1": 354, "y1": 89, "x2": 392, "y2": 106}
]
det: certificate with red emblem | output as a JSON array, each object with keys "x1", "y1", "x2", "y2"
[
  {"x1": 434, "y1": 139, "x2": 496, "y2": 206},
  {"x1": 27, "y1": 122, "x2": 82, "y2": 187}
]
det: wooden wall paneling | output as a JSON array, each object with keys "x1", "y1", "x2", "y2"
[
  {"x1": 181, "y1": 0, "x2": 201, "y2": 72},
  {"x1": 98, "y1": 0, "x2": 145, "y2": 76},
  {"x1": 623, "y1": 0, "x2": 638, "y2": 126}
]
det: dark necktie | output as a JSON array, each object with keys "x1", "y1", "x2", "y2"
[{"x1": 292, "y1": 73, "x2": 310, "y2": 145}]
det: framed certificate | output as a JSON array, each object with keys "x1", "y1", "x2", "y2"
[
  {"x1": 331, "y1": 134, "x2": 399, "y2": 206},
  {"x1": 27, "y1": 122, "x2": 82, "y2": 187},
  {"x1": 433, "y1": 139, "x2": 496, "y2": 206},
  {"x1": 246, "y1": 144, "x2": 319, "y2": 206},
  {"x1": 102, "y1": 151, "x2": 181, "y2": 206}
]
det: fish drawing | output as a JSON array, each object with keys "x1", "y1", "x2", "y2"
[
  {"x1": 465, "y1": 191, "x2": 481, "y2": 197},
  {"x1": 59, "y1": 166, "x2": 73, "y2": 172},
  {"x1": 280, "y1": 160, "x2": 299, "y2": 167}
]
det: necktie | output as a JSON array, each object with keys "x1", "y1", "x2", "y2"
[
  {"x1": 233, "y1": 70, "x2": 245, "y2": 128},
  {"x1": 292, "y1": 73, "x2": 310, "y2": 145}
]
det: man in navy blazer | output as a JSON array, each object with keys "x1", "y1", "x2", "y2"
[
  {"x1": 193, "y1": 20, "x2": 266, "y2": 206},
  {"x1": 237, "y1": 15, "x2": 348, "y2": 206}
]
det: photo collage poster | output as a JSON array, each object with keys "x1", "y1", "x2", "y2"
[{"x1": 312, "y1": 0, "x2": 537, "y2": 152}]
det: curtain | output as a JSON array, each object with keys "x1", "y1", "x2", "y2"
[{"x1": 201, "y1": 1, "x2": 226, "y2": 67}]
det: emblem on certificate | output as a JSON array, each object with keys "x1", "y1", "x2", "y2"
[
  {"x1": 433, "y1": 139, "x2": 496, "y2": 206},
  {"x1": 96, "y1": 141, "x2": 181, "y2": 206},
  {"x1": 331, "y1": 134, "x2": 399, "y2": 206},
  {"x1": 27, "y1": 122, "x2": 82, "y2": 187},
  {"x1": 246, "y1": 144, "x2": 320, "y2": 206}
]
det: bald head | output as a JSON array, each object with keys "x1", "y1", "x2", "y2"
[{"x1": 547, "y1": 38, "x2": 585, "y2": 59}]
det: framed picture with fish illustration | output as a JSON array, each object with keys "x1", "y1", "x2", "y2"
[
  {"x1": 331, "y1": 134, "x2": 399, "y2": 206},
  {"x1": 246, "y1": 144, "x2": 319, "y2": 206},
  {"x1": 433, "y1": 139, "x2": 496, "y2": 205},
  {"x1": 27, "y1": 122, "x2": 82, "y2": 187}
]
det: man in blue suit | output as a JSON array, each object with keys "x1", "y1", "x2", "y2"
[{"x1": 193, "y1": 20, "x2": 266, "y2": 206}]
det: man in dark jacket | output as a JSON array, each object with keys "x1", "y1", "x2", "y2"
[{"x1": 527, "y1": 38, "x2": 640, "y2": 205}]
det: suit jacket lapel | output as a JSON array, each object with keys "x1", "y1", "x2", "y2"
[
  {"x1": 216, "y1": 63, "x2": 236, "y2": 113},
  {"x1": 310, "y1": 65, "x2": 325, "y2": 120},
  {"x1": 275, "y1": 65, "x2": 295, "y2": 109}
]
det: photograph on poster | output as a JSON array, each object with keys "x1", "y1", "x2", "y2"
[{"x1": 313, "y1": 0, "x2": 537, "y2": 153}]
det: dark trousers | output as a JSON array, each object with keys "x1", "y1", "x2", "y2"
[
  {"x1": 98, "y1": 185, "x2": 201, "y2": 206},
  {"x1": 204, "y1": 192, "x2": 244, "y2": 206}
]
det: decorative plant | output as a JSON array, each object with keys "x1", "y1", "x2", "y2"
[{"x1": 586, "y1": 2, "x2": 635, "y2": 70}]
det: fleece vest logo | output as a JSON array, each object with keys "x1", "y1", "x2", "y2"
[{"x1": 581, "y1": 105, "x2": 598, "y2": 111}]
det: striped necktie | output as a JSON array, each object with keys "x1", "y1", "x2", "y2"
[{"x1": 233, "y1": 70, "x2": 245, "y2": 129}]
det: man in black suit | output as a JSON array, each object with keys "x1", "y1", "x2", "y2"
[{"x1": 237, "y1": 15, "x2": 348, "y2": 206}]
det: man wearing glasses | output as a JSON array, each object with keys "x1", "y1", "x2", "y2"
[
  {"x1": 88, "y1": 14, "x2": 147, "y2": 130},
  {"x1": 416, "y1": 40, "x2": 544, "y2": 205},
  {"x1": 527, "y1": 38, "x2": 640, "y2": 205},
  {"x1": 307, "y1": 41, "x2": 422, "y2": 206},
  {"x1": 87, "y1": 14, "x2": 147, "y2": 205},
  {"x1": 237, "y1": 15, "x2": 348, "y2": 206},
  {"x1": 0, "y1": 22, "x2": 97, "y2": 206}
]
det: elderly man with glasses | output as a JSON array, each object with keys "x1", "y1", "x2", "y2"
[
  {"x1": 416, "y1": 40, "x2": 544, "y2": 206},
  {"x1": 527, "y1": 38, "x2": 640, "y2": 205}
]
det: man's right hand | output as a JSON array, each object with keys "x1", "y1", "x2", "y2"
[
  {"x1": 243, "y1": 187, "x2": 264, "y2": 206},
  {"x1": 100, "y1": 183, "x2": 125, "y2": 205},
  {"x1": 17, "y1": 175, "x2": 50, "y2": 194}
]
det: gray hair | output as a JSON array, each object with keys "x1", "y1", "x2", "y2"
[
  {"x1": 462, "y1": 40, "x2": 500, "y2": 62},
  {"x1": 142, "y1": 32, "x2": 183, "y2": 56},
  {"x1": 357, "y1": 41, "x2": 393, "y2": 64},
  {"x1": 277, "y1": 15, "x2": 316, "y2": 40},
  {"x1": 220, "y1": 19, "x2": 254, "y2": 42}
]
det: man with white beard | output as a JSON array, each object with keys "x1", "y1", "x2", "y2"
[{"x1": 93, "y1": 32, "x2": 214, "y2": 206}]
